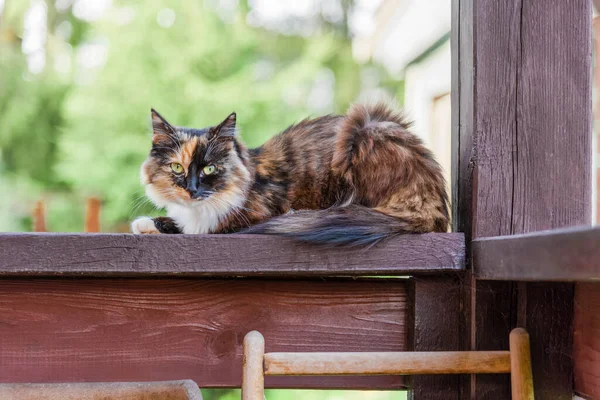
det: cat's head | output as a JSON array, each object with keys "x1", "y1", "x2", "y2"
[{"x1": 140, "y1": 109, "x2": 251, "y2": 209}]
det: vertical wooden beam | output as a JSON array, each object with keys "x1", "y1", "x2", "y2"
[
  {"x1": 453, "y1": 0, "x2": 592, "y2": 399},
  {"x1": 574, "y1": 283, "x2": 600, "y2": 399},
  {"x1": 407, "y1": 277, "x2": 460, "y2": 400},
  {"x1": 32, "y1": 200, "x2": 46, "y2": 232},
  {"x1": 576, "y1": 19, "x2": 600, "y2": 400},
  {"x1": 85, "y1": 197, "x2": 101, "y2": 233}
]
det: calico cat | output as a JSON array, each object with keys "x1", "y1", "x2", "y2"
[{"x1": 131, "y1": 102, "x2": 449, "y2": 246}]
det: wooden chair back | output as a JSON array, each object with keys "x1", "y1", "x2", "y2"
[{"x1": 242, "y1": 328, "x2": 534, "y2": 400}]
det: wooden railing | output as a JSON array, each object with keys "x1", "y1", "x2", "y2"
[{"x1": 0, "y1": 232, "x2": 465, "y2": 391}]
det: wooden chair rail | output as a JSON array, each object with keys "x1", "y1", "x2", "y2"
[
  {"x1": 242, "y1": 329, "x2": 534, "y2": 400},
  {"x1": 473, "y1": 226, "x2": 600, "y2": 281},
  {"x1": 0, "y1": 232, "x2": 464, "y2": 277},
  {"x1": 264, "y1": 351, "x2": 511, "y2": 375}
]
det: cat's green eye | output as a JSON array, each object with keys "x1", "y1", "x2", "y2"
[
  {"x1": 203, "y1": 165, "x2": 216, "y2": 175},
  {"x1": 170, "y1": 163, "x2": 184, "y2": 174}
]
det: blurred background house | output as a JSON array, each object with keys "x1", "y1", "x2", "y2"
[{"x1": 354, "y1": 0, "x2": 451, "y2": 200}]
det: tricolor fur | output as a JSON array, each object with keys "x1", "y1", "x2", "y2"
[{"x1": 132, "y1": 102, "x2": 449, "y2": 246}]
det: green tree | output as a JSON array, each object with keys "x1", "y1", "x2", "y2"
[
  {"x1": 0, "y1": 0, "x2": 403, "y2": 233},
  {"x1": 55, "y1": 0, "x2": 366, "y2": 231}
]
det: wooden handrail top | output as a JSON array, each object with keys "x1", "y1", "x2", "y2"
[
  {"x1": 264, "y1": 351, "x2": 511, "y2": 376},
  {"x1": 0, "y1": 232, "x2": 464, "y2": 277},
  {"x1": 473, "y1": 225, "x2": 600, "y2": 281}
]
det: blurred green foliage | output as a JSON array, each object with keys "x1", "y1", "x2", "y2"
[
  {"x1": 0, "y1": 0, "x2": 402, "y2": 234},
  {"x1": 0, "y1": 2, "x2": 407, "y2": 398}
]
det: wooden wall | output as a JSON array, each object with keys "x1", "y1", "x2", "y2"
[
  {"x1": 453, "y1": 0, "x2": 592, "y2": 398},
  {"x1": 0, "y1": 278, "x2": 408, "y2": 389},
  {"x1": 574, "y1": 284, "x2": 600, "y2": 399},
  {"x1": 574, "y1": 14, "x2": 600, "y2": 400}
]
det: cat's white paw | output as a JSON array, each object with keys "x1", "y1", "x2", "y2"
[{"x1": 131, "y1": 217, "x2": 160, "y2": 234}]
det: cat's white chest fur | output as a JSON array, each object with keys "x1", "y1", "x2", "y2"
[
  {"x1": 167, "y1": 188, "x2": 247, "y2": 234},
  {"x1": 167, "y1": 203, "x2": 222, "y2": 234}
]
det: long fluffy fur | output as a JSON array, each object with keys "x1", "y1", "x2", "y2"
[
  {"x1": 242, "y1": 205, "x2": 414, "y2": 247},
  {"x1": 135, "y1": 101, "x2": 449, "y2": 247},
  {"x1": 241, "y1": 102, "x2": 448, "y2": 246}
]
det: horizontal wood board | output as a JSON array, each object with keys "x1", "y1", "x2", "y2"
[
  {"x1": 0, "y1": 278, "x2": 408, "y2": 389},
  {"x1": 473, "y1": 226, "x2": 600, "y2": 281},
  {"x1": 0, "y1": 233, "x2": 464, "y2": 277}
]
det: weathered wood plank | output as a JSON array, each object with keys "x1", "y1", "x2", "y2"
[
  {"x1": 407, "y1": 277, "x2": 460, "y2": 400},
  {"x1": 453, "y1": 0, "x2": 515, "y2": 398},
  {"x1": 574, "y1": 283, "x2": 600, "y2": 399},
  {"x1": 508, "y1": 0, "x2": 591, "y2": 395},
  {"x1": 454, "y1": 0, "x2": 591, "y2": 398},
  {"x1": 473, "y1": 226, "x2": 600, "y2": 281},
  {"x1": 0, "y1": 233, "x2": 464, "y2": 277},
  {"x1": 0, "y1": 381, "x2": 203, "y2": 400},
  {"x1": 0, "y1": 278, "x2": 408, "y2": 389}
]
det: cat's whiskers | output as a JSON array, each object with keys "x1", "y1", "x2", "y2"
[
  {"x1": 207, "y1": 195, "x2": 253, "y2": 228},
  {"x1": 221, "y1": 203, "x2": 252, "y2": 229},
  {"x1": 129, "y1": 195, "x2": 152, "y2": 217}
]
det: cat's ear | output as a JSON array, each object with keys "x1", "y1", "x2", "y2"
[
  {"x1": 150, "y1": 109, "x2": 177, "y2": 142},
  {"x1": 208, "y1": 112, "x2": 237, "y2": 140}
]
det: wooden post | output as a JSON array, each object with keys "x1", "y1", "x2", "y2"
[
  {"x1": 242, "y1": 331, "x2": 264, "y2": 400},
  {"x1": 85, "y1": 197, "x2": 101, "y2": 233},
  {"x1": 510, "y1": 328, "x2": 534, "y2": 400},
  {"x1": 408, "y1": 277, "x2": 460, "y2": 399},
  {"x1": 453, "y1": 0, "x2": 591, "y2": 399},
  {"x1": 574, "y1": 284, "x2": 600, "y2": 399},
  {"x1": 573, "y1": 14, "x2": 600, "y2": 400},
  {"x1": 32, "y1": 200, "x2": 46, "y2": 232}
]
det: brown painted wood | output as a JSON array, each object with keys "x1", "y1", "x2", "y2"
[
  {"x1": 453, "y1": 0, "x2": 592, "y2": 399},
  {"x1": 264, "y1": 351, "x2": 511, "y2": 376},
  {"x1": 574, "y1": 283, "x2": 600, "y2": 399},
  {"x1": 525, "y1": 282, "x2": 574, "y2": 399},
  {"x1": 0, "y1": 232, "x2": 464, "y2": 277},
  {"x1": 407, "y1": 277, "x2": 460, "y2": 400},
  {"x1": 576, "y1": 17, "x2": 600, "y2": 400},
  {"x1": 473, "y1": 226, "x2": 600, "y2": 281},
  {"x1": 0, "y1": 278, "x2": 408, "y2": 389},
  {"x1": 84, "y1": 197, "x2": 101, "y2": 233},
  {"x1": 32, "y1": 200, "x2": 46, "y2": 232}
]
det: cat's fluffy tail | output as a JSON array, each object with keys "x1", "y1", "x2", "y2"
[{"x1": 240, "y1": 205, "x2": 416, "y2": 247}]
